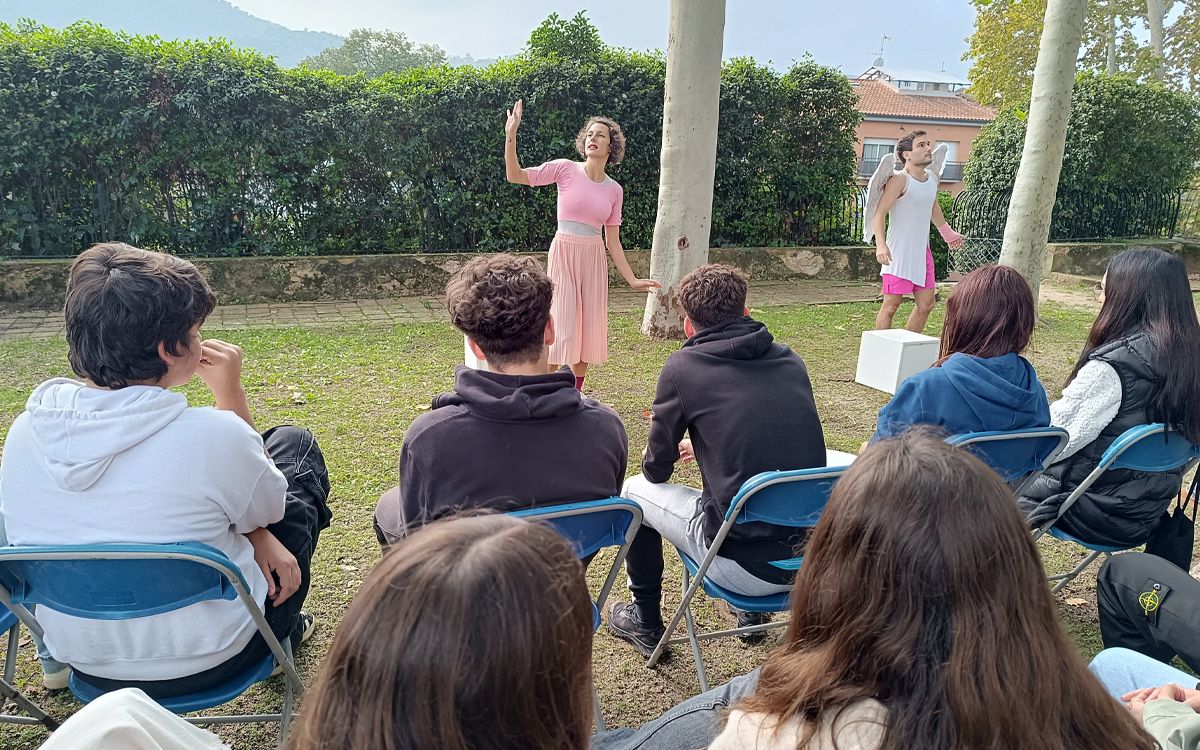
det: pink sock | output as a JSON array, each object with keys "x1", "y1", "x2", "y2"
[{"x1": 574, "y1": 376, "x2": 585, "y2": 391}]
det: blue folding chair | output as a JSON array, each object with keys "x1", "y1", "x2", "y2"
[
  {"x1": 0, "y1": 604, "x2": 58, "y2": 730},
  {"x1": 946, "y1": 426, "x2": 1070, "y2": 495},
  {"x1": 0, "y1": 543, "x2": 304, "y2": 746},
  {"x1": 645, "y1": 466, "x2": 846, "y2": 692},
  {"x1": 1031, "y1": 424, "x2": 1200, "y2": 593},
  {"x1": 512, "y1": 497, "x2": 642, "y2": 731}
]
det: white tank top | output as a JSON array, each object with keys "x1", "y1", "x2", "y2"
[{"x1": 882, "y1": 169, "x2": 937, "y2": 286}]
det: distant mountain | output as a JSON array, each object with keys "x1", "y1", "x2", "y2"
[{"x1": 0, "y1": 0, "x2": 343, "y2": 67}]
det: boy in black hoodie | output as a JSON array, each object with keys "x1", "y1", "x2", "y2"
[
  {"x1": 372, "y1": 254, "x2": 628, "y2": 547},
  {"x1": 608, "y1": 264, "x2": 826, "y2": 657}
]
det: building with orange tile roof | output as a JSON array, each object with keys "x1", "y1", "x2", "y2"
[{"x1": 852, "y1": 67, "x2": 996, "y2": 195}]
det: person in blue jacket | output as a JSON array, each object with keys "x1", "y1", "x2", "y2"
[{"x1": 872, "y1": 264, "x2": 1049, "y2": 442}]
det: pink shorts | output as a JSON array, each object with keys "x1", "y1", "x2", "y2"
[{"x1": 882, "y1": 245, "x2": 935, "y2": 295}]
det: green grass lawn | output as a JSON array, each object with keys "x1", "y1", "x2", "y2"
[{"x1": 0, "y1": 298, "x2": 1120, "y2": 747}]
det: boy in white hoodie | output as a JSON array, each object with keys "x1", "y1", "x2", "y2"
[{"x1": 0, "y1": 243, "x2": 331, "y2": 697}]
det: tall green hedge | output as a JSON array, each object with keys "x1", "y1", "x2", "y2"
[{"x1": 0, "y1": 19, "x2": 861, "y2": 258}]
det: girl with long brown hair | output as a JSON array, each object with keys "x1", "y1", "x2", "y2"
[
  {"x1": 871, "y1": 263, "x2": 1049, "y2": 441},
  {"x1": 288, "y1": 514, "x2": 595, "y2": 750},
  {"x1": 709, "y1": 428, "x2": 1154, "y2": 750},
  {"x1": 1020, "y1": 246, "x2": 1200, "y2": 547}
]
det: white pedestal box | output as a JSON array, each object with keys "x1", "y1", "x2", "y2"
[
  {"x1": 463, "y1": 336, "x2": 490, "y2": 372},
  {"x1": 854, "y1": 329, "x2": 939, "y2": 395}
]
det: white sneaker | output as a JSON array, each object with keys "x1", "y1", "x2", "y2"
[{"x1": 41, "y1": 662, "x2": 70, "y2": 690}]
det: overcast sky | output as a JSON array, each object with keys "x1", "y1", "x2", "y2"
[{"x1": 226, "y1": 0, "x2": 978, "y2": 78}]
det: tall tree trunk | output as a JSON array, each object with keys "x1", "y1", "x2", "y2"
[
  {"x1": 999, "y1": 0, "x2": 1088, "y2": 300},
  {"x1": 1145, "y1": 0, "x2": 1167, "y2": 80},
  {"x1": 641, "y1": 0, "x2": 726, "y2": 338},
  {"x1": 1106, "y1": 7, "x2": 1117, "y2": 73}
]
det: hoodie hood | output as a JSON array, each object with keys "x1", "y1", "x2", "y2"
[
  {"x1": 433, "y1": 367, "x2": 582, "y2": 422},
  {"x1": 23, "y1": 378, "x2": 188, "y2": 491},
  {"x1": 939, "y1": 353, "x2": 1048, "y2": 428},
  {"x1": 684, "y1": 317, "x2": 774, "y2": 360}
]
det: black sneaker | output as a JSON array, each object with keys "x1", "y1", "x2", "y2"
[
  {"x1": 723, "y1": 602, "x2": 771, "y2": 645},
  {"x1": 607, "y1": 600, "x2": 667, "y2": 660}
]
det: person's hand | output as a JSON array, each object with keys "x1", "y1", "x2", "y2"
[
  {"x1": 677, "y1": 438, "x2": 695, "y2": 464},
  {"x1": 875, "y1": 243, "x2": 892, "y2": 265},
  {"x1": 1123, "y1": 683, "x2": 1200, "y2": 713},
  {"x1": 197, "y1": 339, "x2": 245, "y2": 401},
  {"x1": 629, "y1": 278, "x2": 662, "y2": 292},
  {"x1": 938, "y1": 223, "x2": 966, "y2": 250},
  {"x1": 247, "y1": 528, "x2": 301, "y2": 605},
  {"x1": 505, "y1": 99, "x2": 523, "y2": 138}
]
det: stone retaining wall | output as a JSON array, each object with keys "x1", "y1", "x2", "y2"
[{"x1": 2, "y1": 240, "x2": 1195, "y2": 310}]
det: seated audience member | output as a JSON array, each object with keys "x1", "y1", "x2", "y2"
[
  {"x1": 290, "y1": 514, "x2": 596, "y2": 750},
  {"x1": 0, "y1": 244, "x2": 331, "y2": 697},
  {"x1": 608, "y1": 264, "x2": 826, "y2": 657},
  {"x1": 871, "y1": 264, "x2": 1049, "y2": 441},
  {"x1": 1089, "y1": 648, "x2": 1200, "y2": 750},
  {"x1": 48, "y1": 436, "x2": 1160, "y2": 749},
  {"x1": 39, "y1": 688, "x2": 229, "y2": 750},
  {"x1": 1095, "y1": 552, "x2": 1200, "y2": 675},
  {"x1": 1020, "y1": 247, "x2": 1200, "y2": 548},
  {"x1": 705, "y1": 428, "x2": 1153, "y2": 749},
  {"x1": 372, "y1": 254, "x2": 627, "y2": 547}
]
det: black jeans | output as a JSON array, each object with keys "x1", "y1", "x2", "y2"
[
  {"x1": 1097, "y1": 552, "x2": 1200, "y2": 673},
  {"x1": 75, "y1": 425, "x2": 332, "y2": 699}
]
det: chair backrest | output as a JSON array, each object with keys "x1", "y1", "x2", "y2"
[
  {"x1": 0, "y1": 543, "x2": 245, "y2": 621},
  {"x1": 1100, "y1": 423, "x2": 1200, "y2": 473},
  {"x1": 947, "y1": 427, "x2": 1070, "y2": 482},
  {"x1": 511, "y1": 498, "x2": 642, "y2": 560},
  {"x1": 729, "y1": 466, "x2": 846, "y2": 528}
]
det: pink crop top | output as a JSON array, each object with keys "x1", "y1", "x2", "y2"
[{"x1": 524, "y1": 159, "x2": 623, "y2": 228}]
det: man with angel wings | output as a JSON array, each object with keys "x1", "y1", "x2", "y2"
[{"x1": 864, "y1": 130, "x2": 966, "y2": 333}]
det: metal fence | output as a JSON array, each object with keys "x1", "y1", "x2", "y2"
[
  {"x1": 1177, "y1": 190, "x2": 1200, "y2": 241},
  {"x1": 949, "y1": 187, "x2": 1183, "y2": 272}
]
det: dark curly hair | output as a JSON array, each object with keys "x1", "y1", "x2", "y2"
[
  {"x1": 677, "y1": 263, "x2": 749, "y2": 331},
  {"x1": 446, "y1": 254, "x2": 554, "y2": 367},
  {"x1": 65, "y1": 243, "x2": 216, "y2": 388},
  {"x1": 575, "y1": 116, "x2": 625, "y2": 165}
]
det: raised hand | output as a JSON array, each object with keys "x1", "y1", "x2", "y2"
[
  {"x1": 197, "y1": 338, "x2": 245, "y2": 402},
  {"x1": 505, "y1": 99, "x2": 523, "y2": 138}
]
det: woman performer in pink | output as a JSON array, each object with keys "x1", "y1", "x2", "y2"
[{"x1": 505, "y1": 99, "x2": 660, "y2": 390}]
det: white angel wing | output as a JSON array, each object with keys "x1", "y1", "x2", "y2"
[
  {"x1": 863, "y1": 152, "x2": 898, "y2": 244},
  {"x1": 930, "y1": 142, "x2": 949, "y2": 182}
]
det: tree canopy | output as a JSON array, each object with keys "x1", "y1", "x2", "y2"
[{"x1": 299, "y1": 28, "x2": 445, "y2": 77}]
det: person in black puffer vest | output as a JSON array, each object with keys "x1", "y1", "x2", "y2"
[{"x1": 1019, "y1": 247, "x2": 1200, "y2": 549}]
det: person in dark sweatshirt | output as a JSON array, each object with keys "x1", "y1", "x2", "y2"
[
  {"x1": 871, "y1": 264, "x2": 1049, "y2": 444},
  {"x1": 372, "y1": 254, "x2": 628, "y2": 547},
  {"x1": 607, "y1": 264, "x2": 826, "y2": 658}
]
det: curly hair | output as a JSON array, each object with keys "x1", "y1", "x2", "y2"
[
  {"x1": 65, "y1": 243, "x2": 216, "y2": 388},
  {"x1": 575, "y1": 116, "x2": 625, "y2": 165},
  {"x1": 677, "y1": 264, "x2": 749, "y2": 331},
  {"x1": 445, "y1": 254, "x2": 554, "y2": 367}
]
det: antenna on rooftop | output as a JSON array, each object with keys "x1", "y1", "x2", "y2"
[{"x1": 873, "y1": 35, "x2": 889, "y2": 68}]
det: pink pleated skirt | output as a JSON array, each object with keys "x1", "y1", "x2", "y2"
[{"x1": 547, "y1": 232, "x2": 609, "y2": 366}]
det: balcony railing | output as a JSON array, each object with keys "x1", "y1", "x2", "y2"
[{"x1": 857, "y1": 159, "x2": 966, "y2": 182}]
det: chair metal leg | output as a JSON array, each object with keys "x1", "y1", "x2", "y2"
[
  {"x1": 682, "y1": 595, "x2": 707, "y2": 693},
  {"x1": 3, "y1": 625, "x2": 17, "y2": 683},
  {"x1": 591, "y1": 685, "x2": 605, "y2": 732},
  {"x1": 276, "y1": 638, "x2": 296, "y2": 748},
  {"x1": 1049, "y1": 549, "x2": 1105, "y2": 594},
  {"x1": 647, "y1": 566, "x2": 702, "y2": 670},
  {"x1": 0, "y1": 679, "x2": 59, "y2": 730}
]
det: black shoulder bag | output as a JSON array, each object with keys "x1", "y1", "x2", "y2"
[{"x1": 1144, "y1": 475, "x2": 1198, "y2": 571}]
